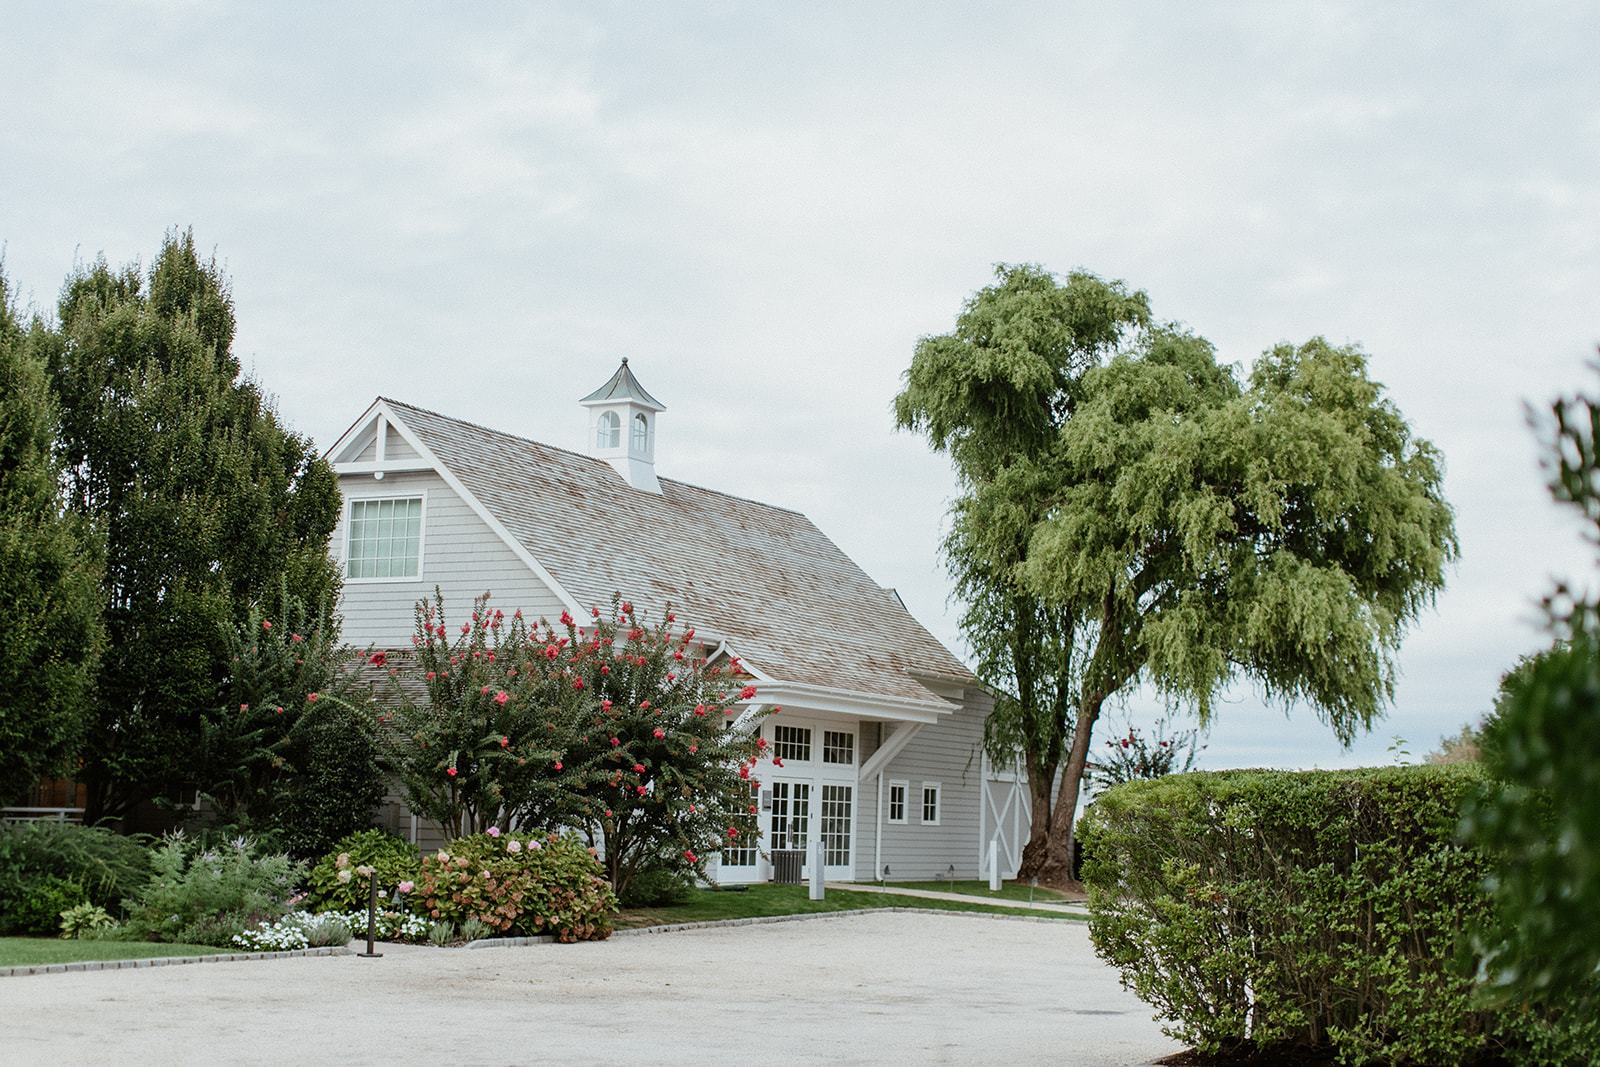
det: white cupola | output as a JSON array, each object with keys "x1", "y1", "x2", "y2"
[{"x1": 580, "y1": 358, "x2": 667, "y2": 494}]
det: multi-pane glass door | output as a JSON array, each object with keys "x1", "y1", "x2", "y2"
[
  {"x1": 769, "y1": 781, "x2": 810, "y2": 849},
  {"x1": 819, "y1": 785, "x2": 852, "y2": 867}
]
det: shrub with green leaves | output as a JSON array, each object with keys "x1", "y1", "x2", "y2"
[
  {"x1": 305, "y1": 829, "x2": 421, "y2": 912},
  {"x1": 1081, "y1": 766, "x2": 1599, "y2": 1066},
  {"x1": 417, "y1": 831, "x2": 616, "y2": 942},
  {"x1": 122, "y1": 833, "x2": 304, "y2": 946},
  {"x1": 0, "y1": 821, "x2": 153, "y2": 933}
]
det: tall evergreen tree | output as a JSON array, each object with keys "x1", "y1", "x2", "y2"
[
  {"x1": 0, "y1": 268, "x2": 102, "y2": 804},
  {"x1": 46, "y1": 231, "x2": 341, "y2": 822}
]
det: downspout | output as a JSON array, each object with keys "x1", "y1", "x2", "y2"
[{"x1": 875, "y1": 770, "x2": 884, "y2": 883}]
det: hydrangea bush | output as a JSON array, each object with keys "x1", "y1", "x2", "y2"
[
  {"x1": 417, "y1": 831, "x2": 616, "y2": 942},
  {"x1": 305, "y1": 829, "x2": 421, "y2": 912}
]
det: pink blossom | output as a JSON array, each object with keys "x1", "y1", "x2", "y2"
[
  {"x1": 292, "y1": 633, "x2": 303, "y2": 643},
  {"x1": 684, "y1": 850, "x2": 697, "y2": 863},
  {"x1": 554, "y1": 761, "x2": 563, "y2": 770},
  {"x1": 494, "y1": 690, "x2": 509, "y2": 705},
  {"x1": 573, "y1": 678, "x2": 585, "y2": 690},
  {"x1": 239, "y1": 703, "x2": 249, "y2": 712},
  {"x1": 500, "y1": 736, "x2": 509, "y2": 748},
  {"x1": 427, "y1": 671, "x2": 436, "y2": 679},
  {"x1": 740, "y1": 685, "x2": 757, "y2": 700},
  {"x1": 633, "y1": 763, "x2": 646, "y2": 773},
  {"x1": 262, "y1": 620, "x2": 272, "y2": 630},
  {"x1": 307, "y1": 693, "x2": 319, "y2": 703},
  {"x1": 653, "y1": 728, "x2": 665, "y2": 739},
  {"x1": 487, "y1": 826, "x2": 501, "y2": 838},
  {"x1": 398, "y1": 881, "x2": 415, "y2": 894},
  {"x1": 447, "y1": 767, "x2": 458, "y2": 777},
  {"x1": 636, "y1": 786, "x2": 647, "y2": 795},
  {"x1": 507, "y1": 839, "x2": 522, "y2": 853},
  {"x1": 461, "y1": 624, "x2": 470, "y2": 634}
]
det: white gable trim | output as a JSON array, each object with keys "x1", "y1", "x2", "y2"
[{"x1": 330, "y1": 400, "x2": 588, "y2": 620}]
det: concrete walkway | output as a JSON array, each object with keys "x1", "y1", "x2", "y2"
[
  {"x1": 827, "y1": 881, "x2": 1089, "y2": 915},
  {"x1": 0, "y1": 910, "x2": 1179, "y2": 1066}
]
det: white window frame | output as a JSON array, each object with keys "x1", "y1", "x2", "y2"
[
  {"x1": 887, "y1": 779, "x2": 908, "y2": 824},
  {"x1": 821, "y1": 729, "x2": 854, "y2": 765},
  {"x1": 771, "y1": 725, "x2": 812, "y2": 763},
  {"x1": 597, "y1": 410, "x2": 621, "y2": 449},
  {"x1": 631, "y1": 412, "x2": 650, "y2": 454},
  {"x1": 343, "y1": 492, "x2": 427, "y2": 583},
  {"x1": 920, "y1": 781, "x2": 941, "y2": 826}
]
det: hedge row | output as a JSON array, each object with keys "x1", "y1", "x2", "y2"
[{"x1": 1080, "y1": 766, "x2": 1599, "y2": 1065}]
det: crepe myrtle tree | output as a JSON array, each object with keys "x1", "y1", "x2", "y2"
[{"x1": 365, "y1": 591, "x2": 767, "y2": 898}]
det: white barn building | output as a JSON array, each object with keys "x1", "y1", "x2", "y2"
[{"x1": 328, "y1": 362, "x2": 1029, "y2": 884}]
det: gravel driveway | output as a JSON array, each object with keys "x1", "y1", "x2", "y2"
[{"x1": 0, "y1": 911, "x2": 1180, "y2": 1066}]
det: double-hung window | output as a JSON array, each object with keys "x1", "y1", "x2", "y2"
[
  {"x1": 887, "y1": 780, "x2": 908, "y2": 824},
  {"x1": 921, "y1": 782, "x2": 941, "y2": 826}
]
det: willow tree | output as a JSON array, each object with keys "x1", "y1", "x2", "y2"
[
  {"x1": 46, "y1": 231, "x2": 341, "y2": 822},
  {"x1": 901, "y1": 265, "x2": 1457, "y2": 883},
  {"x1": 895, "y1": 264, "x2": 1150, "y2": 877}
]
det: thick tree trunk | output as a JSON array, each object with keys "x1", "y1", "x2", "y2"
[
  {"x1": 1015, "y1": 749, "x2": 1059, "y2": 880},
  {"x1": 1036, "y1": 695, "x2": 1102, "y2": 886}
]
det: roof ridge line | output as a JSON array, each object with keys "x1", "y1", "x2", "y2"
[{"x1": 378, "y1": 396, "x2": 808, "y2": 518}]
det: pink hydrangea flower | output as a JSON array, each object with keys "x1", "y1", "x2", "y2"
[
  {"x1": 398, "y1": 881, "x2": 414, "y2": 894},
  {"x1": 487, "y1": 826, "x2": 501, "y2": 838},
  {"x1": 507, "y1": 840, "x2": 522, "y2": 854}
]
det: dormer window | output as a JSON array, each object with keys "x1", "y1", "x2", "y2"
[
  {"x1": 597, "y1": 411, "x2": 621, "y2": 449},
  {"x1": 632, "y1": 413, "x2": 650, "y2": 454}
]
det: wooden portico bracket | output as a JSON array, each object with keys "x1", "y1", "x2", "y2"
[{"x1": 860, "y1": 722, "x2": 924, "y2": 781}]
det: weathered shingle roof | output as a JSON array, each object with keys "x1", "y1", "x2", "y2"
[{"x1": 381, "y1": 398, "x2": 970, "y2": 704}]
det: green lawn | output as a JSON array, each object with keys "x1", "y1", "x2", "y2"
[
  {"x1": 0, "y1": 938, "x2": 237, "y2": 967},
  {"x1": 882, "y1": 879, "x2": 1079, "y2": 904},
  {"x1": 614, "y1": 883, "x2": 1083, "y2": 929}
]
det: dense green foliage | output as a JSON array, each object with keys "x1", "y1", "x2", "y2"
[
  {"x1": 0, "y1": 269, "x2": 101, "y2": 803},
  {"x1": 896, "y1": 264, "x2": 1149, "y2": 877},
  {"x1": 304, "y1": 829, "x2": 421, "y2": 912},
  {"x1": 1459, "y1": 374, "x2": 1600, "y2": 1008},
  {"x1": 121, "y1": 833, "x2": 304, "y2": 947},
  {"x1": 42, "y1": 231, "x2": 341, "y2": 822},
  {"x1": 370, "y1": 593, "x2": 766, "y2": 898},
  {"x1": 197, "y1": 585, "x2": 382, "y2": 856},
  {"x1": 0, "y1": 821, "x2": 153, "y2": 934},
  {"x1": 1082, "y1": 767, "x2": 1599, "y2": 1065},
  {"x1": 899, "y1": 263, "x2": 1457, "y2": 881},
  {"x1": 417, "y1": 832, "x2": 617, "y2": 942}
]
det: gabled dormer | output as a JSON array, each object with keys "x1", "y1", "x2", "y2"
[{"x1": 580, "y1": 358, "x2": 666, "y2": 494}]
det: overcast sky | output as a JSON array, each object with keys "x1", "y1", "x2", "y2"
[{"x1": 5, "y1": 1, "x2": 1598, "y2": 771}]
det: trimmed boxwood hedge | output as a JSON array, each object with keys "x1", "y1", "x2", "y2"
[{"x1": 1080, "y1": 765, "x2": 1599, "y2": 1066}]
